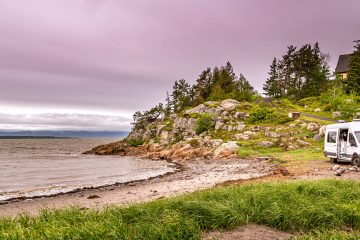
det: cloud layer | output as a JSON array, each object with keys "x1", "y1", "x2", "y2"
[
  {"x1": 0, "y1": 0, "x2": 359, "y2": 130},
  {"x1": 0, "y1": 113, "x2": 131, "y2": 131}
]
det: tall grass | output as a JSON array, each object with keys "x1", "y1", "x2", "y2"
[{"x1": 1, "y1": 179, "x2": 360, "y2": 239}]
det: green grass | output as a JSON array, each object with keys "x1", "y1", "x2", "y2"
[{"x1": 2, "y1": 180, "x2": 360, "y2": 239}]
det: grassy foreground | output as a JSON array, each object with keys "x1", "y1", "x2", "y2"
[{"x1": 2, "y1": 180, "x2": 360, "y2": 239}]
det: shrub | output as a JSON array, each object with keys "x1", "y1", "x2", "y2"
[
  {"x1": 275, "y1": 114, "x2": 292, "y2": 124},
  {"x1": 189, "y1": 139, "x2": 200, "y2": 148},
  {"x1": 126, "y1": 139, "x2": 144, "y2": 147},
  {"x1": 247, "y1": 107, "x2": 275, "y2": 123},
  {"x1": 195, "y1": 114, "x2": 215, "y2": 135}
]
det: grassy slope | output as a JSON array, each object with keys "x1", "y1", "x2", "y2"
[{"x1": 2, "y1": 180, "x2": 360, "y2": 239}]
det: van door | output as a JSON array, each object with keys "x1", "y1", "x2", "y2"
[
  {"x1": 326, "y1": 130, "x2": 338, "y2": 157},
  {"x1": 346, "y1": 132, "x2": 358, "y2": 160},
  {"x1": 339, "y1": 129, "x2": 349, "y2": 159}
]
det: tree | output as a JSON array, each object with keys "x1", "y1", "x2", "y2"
[
  {"x1": 171, "y1": 79, "x2": 193, "y2": 113},
  {"x1": 263, "y1": 58, "x2": 280, "y2": 97},
  {"x1": 263, "y1": 43, "x2": 330, "y2": 99},
  {"x1": 347, "y1": 40, "x2": 360, "y2": 93}
]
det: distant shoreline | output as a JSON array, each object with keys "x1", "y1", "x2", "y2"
[{"x1": 0, "y1": 136, "x2": 72, "y2": 139}]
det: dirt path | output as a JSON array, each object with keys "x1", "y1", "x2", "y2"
[
  {"x1": 202, "y1": 224, "x2": 293, "y2": 240},
  {"x1": 0, "y1": 158, "x2": 272, "y2": 217}
]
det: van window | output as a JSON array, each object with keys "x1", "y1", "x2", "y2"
[
  {"x1": 349, "y1": 133, "x2": 357, "y2": 147},
  {"x1": 327, "y1": 132, "x2": 337, "y2": 143}
]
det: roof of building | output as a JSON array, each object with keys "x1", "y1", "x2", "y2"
[{"x1": 335, "y1": 54, "x2": 351, "y2": 73}]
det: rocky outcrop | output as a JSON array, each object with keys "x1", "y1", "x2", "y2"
[{"x1": 86, "y1": 99, "x2": 327, "y2": 161}]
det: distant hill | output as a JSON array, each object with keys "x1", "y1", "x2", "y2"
[{"x1": 0, "y1": 131, "x2": 129, "y2": 139}]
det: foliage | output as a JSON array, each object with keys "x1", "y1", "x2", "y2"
[
  {"x1": 195, "y1": 114, "x2": 215, "y2": 135},
  {"x1": 263, "y1": 43, "x2": 330, "y2": 100},
  {"x1": 3, "y1": 180, "x2": 360, "y2": 239},
  {"x1": 189, "y1": 139, "x2": 200, "y2": 148},
  {"x1": 247, "y1": 107, "x2": 276, "y2": 123},
  {"x1": 347, "y1": 40, "x2": 360, "y2": 93},
  {"x1": 126, "y1": 139, "x2": 144, "y2": 147},
  {"x1": 132, "y1": 103, "x2": 164, "y2": 129}
]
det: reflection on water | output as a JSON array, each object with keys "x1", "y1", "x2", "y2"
[{"x1": 0, "y1": 139, "x2": 175, "y2": 201}]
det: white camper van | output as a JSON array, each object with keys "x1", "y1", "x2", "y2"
[{"x1": 324, "y1": 120, "x2": 360, "y2": 166}]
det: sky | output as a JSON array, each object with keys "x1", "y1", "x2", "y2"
[{"x1": 0, "y1": 0, "x2": 359, "y2": 131}]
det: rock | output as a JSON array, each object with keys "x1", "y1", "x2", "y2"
[
  {"x1": 236, "y1": 123, "x2": 246, "y2": 131},
  {"x1": 174, "y1": 117, "x2": 188, "y2": 129},
  {"x1": 251, "y1": 126, "x2": 261, "y2": 132},
  {"x1": 210, "y1": 139, "x2": 223, "y2": 148},
  {"x1": 213, "y1": 141, "x2": 239, "y2": 158},
  {"x1": 244, "y1": 131, "x2": 256, "y2": 135},
  {"x1": 349, "y1": 166, "x2": 359, "y2": 172},
  {"x1": 296, "y1": 139, "x2": 311, "y2": 146},
  {"x1": 332, "y1": 112, "x2": 341, "y2": 118},
  {"x1": 332, "y1": 165, "x2": 340, "y2": 171},
  {"x1": 313, "y1": 134, "x2": 322, "y2": 141},
  {"x1": 219, "y1": 99, "x2": 240, "y2": 111},
  {"x1": 185, "y1": 104, "x2": 207, "y2": 114},
  {"x1": 234, "y1": 134, "x2": 250, "y2": 141},
  {"x1": 335, "y1": 168, "x2": 346, "y2": 176},
  {"x1": 227, "y1": 125, "x2": 233, "y2": 132},
  {"x1": 264, "y1": 132, "x2": 281, "y2": 138},
  {"x1": 257, "y1": 141, "x2": 275, "y2": 147},
  {"x1": 215, "y1": 121, "x2": 224, "y2": 130},
  {"x1": 148, "y1": 139, "x2": 155, "y2": 145},
  {"x1": 222, "y1": 111, "x2": 229, "y2": 116},
  {"x1": 300, "y1": 123, "x2": 308, "y2": 128},
  {"x1": 156, "y1": 125, "x2": 166, "y2": 136},
  {"x1": 307, "y1": 123, "x2": 319, "y2": 132},
  {"x1": 319, "y1": 126, "x2": 326, "y2": 136},
  {"x1": 314, "y1": 108, "x2": 321, "y2": 112},
  {"x1": 356, "y1": 112, "x2": 360, "y2": 118},
  {"x1": 345, "y1": 98, "x2": 353, "y2": 103},
  {"x1": 87, "y1": 195, "x2": 100, "y2": 199},
  {"x1": 288, "y1": 112, "x2": 301, "y2": 120},
  {"x1": 234, "y1": 112, "x2": 246, "y2": 119},
  {"x1": 289, "y1": 124, "x2": 296, "y2": 128}
]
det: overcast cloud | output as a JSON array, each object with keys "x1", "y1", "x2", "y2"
[{"x1": 0, "y1": 0, "x2": 359, "y2": 131}]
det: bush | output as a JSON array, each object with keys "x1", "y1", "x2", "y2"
[
  {"x1": 275, "y1": 114, "x2": 292, "y2": 124},
  {"x1": 189, "y1": 139, "x2": 200, "y2": 148},
  {"x1": 195, "y1": 114, "x2": 215, "y2": 135},
  {"x1": 247, "y1": 107, "x2": 275, "y2": 123},
  {"x1": 126, "y1": 139, "x2": 144, "y2": 147}
]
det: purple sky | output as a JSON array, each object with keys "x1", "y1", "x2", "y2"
[{"x1": 0, "y1": 0, "x2": 360, "y2": 131}]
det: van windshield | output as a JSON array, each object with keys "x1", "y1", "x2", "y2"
[{"x1": 355, "y1": 132, "x2": 360, "y2": 143}]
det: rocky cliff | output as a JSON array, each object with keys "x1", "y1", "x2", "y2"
[{"x1": 85, "y1": 99, "x2": 326, "y2": 161}]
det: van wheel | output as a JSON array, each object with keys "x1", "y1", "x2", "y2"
[
  {"x1": 351, "y1": 156, "x2": 360, "y2": 167},
  {"x1": 330, "y1": 158, "x2": 337, "y2": 163}
]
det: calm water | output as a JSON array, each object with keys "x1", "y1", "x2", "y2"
[{"x1": 0, "y1": 139, "x2": 176, "y2": 201}]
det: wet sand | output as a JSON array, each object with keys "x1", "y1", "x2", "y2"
[{"x1": 0, "y1": 158, "x2": 272, "y2": 217}]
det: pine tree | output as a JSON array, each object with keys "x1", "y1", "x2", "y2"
[
  {"x1": 348, "y1": 40, "x2": 360, "y2": 93},
  {"x1": 263, "y1": 58, "x2": 280, "y2": 97}
]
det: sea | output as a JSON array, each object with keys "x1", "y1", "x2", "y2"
[{"x1": 0, "y1": 138, "x2": 176, "y2": 201}]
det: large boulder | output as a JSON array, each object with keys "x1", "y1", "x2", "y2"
[
  {"x1": 319, "y1": 125, "x2": 326, "y2": 136},
  {"x1": 264, "y1": 132, "x2": 281, "y2": 138},
  {"x1": 185, "y1": 104, "x2": 207, "y2": 114},
  {"x1": 215, "y1": 121, "x2": 224, "y2": 131},
  {"x1": 307, "y1": 123, "x2": 319, "y2": 132},
  {"x1": 257, "y1": 141, "x2": 275, "y2": 147},
  {"x1": 213, "y1": 141, "x2": 239, "y2": 158},
  {"x1": 234, "y1": 134, "x2": 250, "y2": 141},
  {"x1": 219, "y1": 99, "x2": 240, "y2": 111}
]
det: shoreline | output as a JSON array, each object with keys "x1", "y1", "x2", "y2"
[
  {"x1": 0, "y1": 158, "x2": 183, "y2": 205},
  {"x1": 0, "y1": 158, "x2": 272, "y2": 217}
]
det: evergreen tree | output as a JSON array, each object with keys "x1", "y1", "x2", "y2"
[
  {"x1": 263, "y1": 58, "x2": 280, "y2": 97},
  {"x1": 347, "y1": 40, "x2": 360, "y2": 93},
  {"x1": 171, "y1": 79, "x2": 192, "y2": 113}
]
